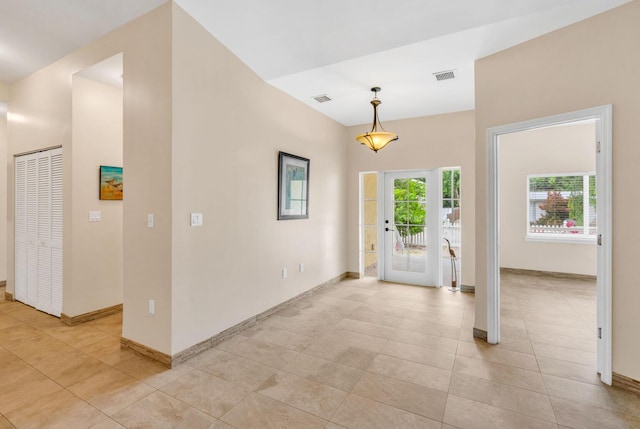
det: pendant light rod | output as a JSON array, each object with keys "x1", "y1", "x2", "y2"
[{"x1": 369, "y1": 87, "x2": 382, "y2": 132}]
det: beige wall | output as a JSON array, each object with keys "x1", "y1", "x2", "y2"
[
  {"x1": 475, "y1": 1, "x2": 640, "y2": 379},
  {"x1": 0, "y1": 81, "x2": 7, "y2": 283},
  {"x1": 346, "y1": 110, "x2": 475, "y2": 286},
  {"x1": 7, "y1": 4, "x2": 173, "y2": 353},
  {"x1": 170, "y1": 5, "x2": 348, "y2": 354},
  {"x1": 500, "y1": 122, "x2": 596, "y2": 276},
  {"x1": 0, "y1": 82, "x2": 8, "y2": 101},
  {"x1": 67, "y1": 76, "x2": 123, "y2": 316}
]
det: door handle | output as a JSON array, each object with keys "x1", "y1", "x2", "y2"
[{"x1": 385, "y1": 227, "x2": 395, "y2": 232}]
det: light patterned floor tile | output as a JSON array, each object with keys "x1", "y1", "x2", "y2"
[
  {"x1": 550, "y1": 396, "x2": 640, "y2": 429},
  {"x1": 331, "y1": 394, "x2": 441, "y2": 429},
  {"x1": 220, "y1": 393, "x2": 327, "y2": 429},
  {"x1": 68, "y1": 366, "x2": 156, "y2": 416},
  {"x1": 198, "y1": 350, "x2": 277, "y2": 390},
  {"x1": 532, "y1": 342, "x2": 596, "y2": 367},
  {"x1": 324, "y1": 423, "x2": 348, "y2": 429},
  {"x1": 443, "y1": 395, "x2": 558, "y2": 429},
  {"x1": 303, "y1": 338, "x2": 377, "y2": 369},
  {"x1": 457, "y1": 340, "x2": 539, "y2": 371},
  {"x1": 335, "y1": 317, "x2": 397, "y2": 339},
  {"x1": 317, "y1": 327, "x2": 388, "y2": 352},
  {"x1": 244, "y1": 325, "x2": 315, "y2": 352},
  {"x1": 537, "y1": 356, "x2": 601, "y2": 385},
  {"x1": 113, "y1": 391, "x2": 216, "y2": 429},
  {"x1": 352, "y1": 372, "x2": 447, "y2": 421},
  {"x1": 453, "y1": 355, "x2": 547, "y2": 393},
  {"x1": 0, "y1": 365, "x2": 63, "y2": 414},
  {"x1": 209, "y1": 420, "x2": 237, "y2": 429},
  {"x1": 391, "y1": 328, "x2": 459, "y2": 354},
  {"x1": 160, "y1": 369, "x2": 248, "y2": 418},
  {"x1": 346, "y1": 309, "x2": 404, "y2": 328},
  {"x1": 380, "y1": 340, "x2": 455, "y2": 370},
  {"x1": 32, "y1": 349, "x2": 112, "y2": 387},
  {"x1": 5, "y1": 389, "x2": 107, "y2": 429},
  {"x1": 367, "y1": 354, "x2": 451, "y2": 392},
  {"x1": 215, "y1": 336, "x2": 297, "y2": 369},
  {"x1": 0, "y1": 415, "x2": 13, "y2": 429},
  {"x1": 396, "y1": 318, "x2": 461, "y2": 340},
  {"x1": 449, "y1": 373, "x2": 556, "y2": 422},
  {"x1": 284, "y1": 351, "x2": 364, "y2": 392},
  {"x1": 256, "y1": 371, "x2": 347, "y2": 419}
]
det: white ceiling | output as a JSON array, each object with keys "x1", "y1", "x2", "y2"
[
  {"x1": 0, "y1": 0, "x2": 631, "y2": 125},
  {"x1": 0, "y1": 0, "x2": 166, "y2": 82}
]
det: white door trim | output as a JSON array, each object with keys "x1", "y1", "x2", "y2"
[
  {"x1": 377, "y1": 172, "x2": 384, "y2": 280},
  {"x1": 486, "y1": 105, "x2": 612, "y2": 384}
]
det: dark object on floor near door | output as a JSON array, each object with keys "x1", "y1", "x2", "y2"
[{"x1": 444, "y1": 238, "x2": 458, "y2": 291}]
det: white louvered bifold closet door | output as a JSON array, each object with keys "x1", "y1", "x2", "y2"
[
  {"x1": 50, "y1": 151, "x2": 63, "y2": 316},
  {"x1": 14, "y1": 156, "x2": 28, "y2": 303},
  {"x1": 14, "y1": 148, "x2": 63, "y2": 317},
  {"x1": 36, "y1": 152, "x2": 52, "y2": 314}
]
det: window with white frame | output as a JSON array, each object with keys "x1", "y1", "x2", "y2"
[
  {"x1": 527, "y1": 173, "x2": 596, "y2": 239},
  {"x1": 441, "y1": 167, "x2": 461, "y2": 247}
]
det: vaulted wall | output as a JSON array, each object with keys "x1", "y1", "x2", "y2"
[
  {"x1": 170, "y1": 4, "x2": 347, "y2": 354},
  {"x1": 475, "y1": 0, "x2": 640, "y2": 380}
]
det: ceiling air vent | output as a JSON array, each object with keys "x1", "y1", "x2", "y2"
[
  {"x1": 433, "y1": 70, "x2": 456, "y2": 81},
  {"x1": 312, "y1": 94, "x2": 332, "y2": 103}
]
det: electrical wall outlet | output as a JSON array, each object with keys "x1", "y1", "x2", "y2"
[
  {"x1": 148, "y1": 299, "x2": 155, "y2": 314},
  {"x1": 147, "y1": 214, "x2": 154, "y2": 228}
]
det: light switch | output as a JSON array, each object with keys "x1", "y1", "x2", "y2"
[
  {"x1": 147, "y1": 214, "x2": 154, "y2": 228},
  {"x1": 89, "y1": 211, "x2": 102, "y2": 222},
  {"x1": 190, "y1": 213, "x2": 203, "y2": 226}
]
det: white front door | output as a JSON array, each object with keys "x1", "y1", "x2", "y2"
[{"x1": 382, "y1": 170, "x2": 439, "y2": 286}]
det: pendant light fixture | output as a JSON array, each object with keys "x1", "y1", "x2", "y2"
[{"x1": 355, "y1": 87, "x2": 398, "y2": 153}]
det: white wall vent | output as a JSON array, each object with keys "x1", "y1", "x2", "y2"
[
  {"x1": 312, "y1": 94, "x2": 332, "y2": 103},
  {"x1": 433, "y1": 70, "x2": 457, "y2": 81}
]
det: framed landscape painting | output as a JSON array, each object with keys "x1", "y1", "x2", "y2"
[
  {"x1": 99, "y1": 165, "x2": 123, "y2": 200},
  {"x1": 278, "y1": 152, "x2": 309, "y2": 220}
]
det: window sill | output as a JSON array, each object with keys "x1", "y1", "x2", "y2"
[{"x1": 525, "y1": 235, "x2": 596, "y2": 244}]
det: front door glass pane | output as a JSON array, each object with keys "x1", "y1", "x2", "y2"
[{"x1": 391, "y1": 178, "x2": 427, "y2": 273}]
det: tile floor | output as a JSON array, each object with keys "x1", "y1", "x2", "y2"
[{"x1": 0, "y1": 274, "x2": 639, "y2": 428}]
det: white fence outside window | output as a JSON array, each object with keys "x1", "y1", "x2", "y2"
[
  {"x1": 527, "y1": 173, "x2": 596, "y2": 239},
  {"x1": 398, "y1": 225, "x2": 461, "y2": 248}
]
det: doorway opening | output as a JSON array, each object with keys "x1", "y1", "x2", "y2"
[
  {"x1": 487, "y1": 105, "x2": 612, "y2": 384},
  {"x1": 67, "y1": 53, "x2": 124, "y2": 318},
  {"x1": 382, "y1": 170, "x2": 438, "y2": 286},
  {"x1": 359, "y1": 167, "x2": 462, "y2": 288}
]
